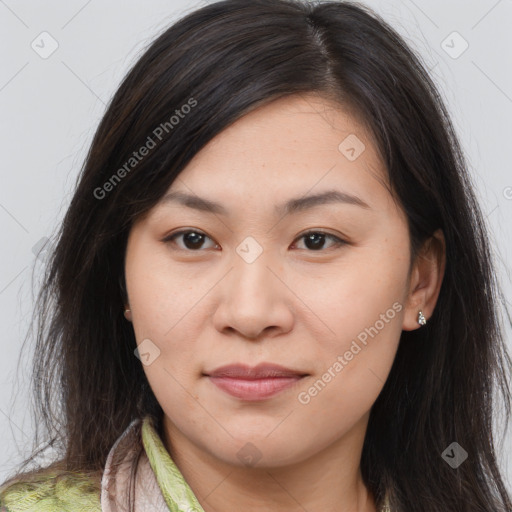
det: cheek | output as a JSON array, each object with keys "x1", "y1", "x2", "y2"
[
  {"x1": 297, "y1": 246, "x2": 407, "y2": 339},
  {"x1": 294, "y1": 244, "x2": 407, "y2": 393},
  {"x1": 125, "y1": 241, "x2": 205, "y2": 389},
  {"x1": 295, "y1": 304, "x2": 402, "y2": 430},
  {"x1": 143, "y1": 364, "x2": 204, "y2": 434},
  {"x1": 126, "y1": 240, "x2": 196, "y2": 337}
]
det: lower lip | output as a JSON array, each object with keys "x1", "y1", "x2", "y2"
[{"x1": 207, "y1": 375, "x2": 305, "y2": 401}]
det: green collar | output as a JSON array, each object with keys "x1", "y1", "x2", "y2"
[{"x1": 141, "y1": 415, "x2": 205, "y2": 512}]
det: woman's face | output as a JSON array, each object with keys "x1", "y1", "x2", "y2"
[{"x1": 124, "y1": 93, "x2": 419, "y2": 468}]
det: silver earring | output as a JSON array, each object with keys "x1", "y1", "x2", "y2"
[
  {"x1": 417, "y1": 310, "x2": 426, "y2": 326},
  {"x1": 124, "y1": 308, "x2": 132, "y2": 321}
]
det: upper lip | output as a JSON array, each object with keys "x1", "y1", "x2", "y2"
[{"x1": 205, "y1": 363, "x2": 308, "y2": 379}]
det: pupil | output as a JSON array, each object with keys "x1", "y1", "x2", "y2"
[
  {"x1": 185, "y1": 232, "x2": 203, "y2": 249},
  {"x1": 306, "y1": 233, "x2": 325, "y2": 250}
]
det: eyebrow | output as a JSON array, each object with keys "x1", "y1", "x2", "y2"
[{"x1": 160, "y1": 189, "x2": 371, "y2": 217}]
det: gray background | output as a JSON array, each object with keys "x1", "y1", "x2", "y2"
[{"x1": 1, "y1": 0, "x2": 511, "y2": 489}]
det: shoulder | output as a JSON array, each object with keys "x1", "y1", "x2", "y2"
[{"x1": 0, "y1": 469, "x2": 102, "y2": 512}]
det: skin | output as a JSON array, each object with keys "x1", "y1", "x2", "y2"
[{"x1": 124, "y1": 93, "x2": 445, "y2": 512}]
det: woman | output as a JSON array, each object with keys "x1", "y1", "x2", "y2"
[{"x1": 1, "y1": 0, "x2": 511, "y2": 510}]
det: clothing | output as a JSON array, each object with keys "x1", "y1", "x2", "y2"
[{"x1": 0, "y1": 415, "x2": 391, "y2": 511}]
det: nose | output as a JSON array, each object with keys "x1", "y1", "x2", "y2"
[{"x1": 212, "y1": 249, "x2": 294, "y2": 340}]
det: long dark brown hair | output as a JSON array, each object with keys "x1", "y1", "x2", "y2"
[{"x1": 2, "y1": 1, "x2": 511, "y2": 510}]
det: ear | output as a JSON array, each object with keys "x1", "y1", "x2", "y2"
[
  {"x1": 124, "y1": 304, "x2": 133, "y2": 322},
  {"x1": 402, "y1": 228, "x2": 446, "y2": 331}
]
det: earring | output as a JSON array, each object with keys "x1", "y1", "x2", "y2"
[
  {"x1": 417, "y1": 310, "x2": 426, "y2": 326},
  {"x1": 124, "y1": 308, "x2": 132, "y2": 321}
]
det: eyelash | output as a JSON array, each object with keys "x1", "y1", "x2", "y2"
[{"x1": 162, "y1": 229, "x2": 347, "y2": 252}]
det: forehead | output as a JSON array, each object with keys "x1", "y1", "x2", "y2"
[
  {"x1": 198, "y1": 93, "x2": 375, "y2": 158},
  {"x1": 157, "y1": 93, "x2": 394, "y2": 217}
]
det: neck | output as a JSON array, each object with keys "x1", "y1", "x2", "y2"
[{"x1": 162, "y1": 412, "x2": 378, "y2": 512}]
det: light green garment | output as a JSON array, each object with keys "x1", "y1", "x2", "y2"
[
  {"x1": 0, "y1": 416, "x2": 202, "y2": 512},
  {"x1": 0, "y1": 415, "x2": 390, "y2": 511},
  {"x1": 140, "y1": 415, "x2": 204, "y2": 512}
]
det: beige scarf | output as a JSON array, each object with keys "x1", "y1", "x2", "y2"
[{"x1": 101, "y1": 418, "x2": 171, "y2": 512}]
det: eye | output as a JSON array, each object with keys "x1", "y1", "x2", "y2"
[
  {"x1": 291, "y1": 230, "x2": 347, "y2": 251},
  {"x1": 163, "y1": 229, "x2": 218, "y2": 251},
  {"x1": 162, "y1": 229, "x2": 346, "y2": 252}
]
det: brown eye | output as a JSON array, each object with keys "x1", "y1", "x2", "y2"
[
  {"x1": 163, "y1": 230, "x2": 218, "y2": 251},
  {"x1": 162, "y1": 229, "x2": 347, "y2": 253},
  {"x1": 292, "y1": 231, "x2": 346, "y2": 251}
]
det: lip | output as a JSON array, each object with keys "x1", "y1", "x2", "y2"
[{"x1": 204, "y1": 363, "x2": 308, "y2": 401}]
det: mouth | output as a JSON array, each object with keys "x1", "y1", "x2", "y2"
[{"x1": 203, "y1": 363, "x2": 309, "y2": 401}]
